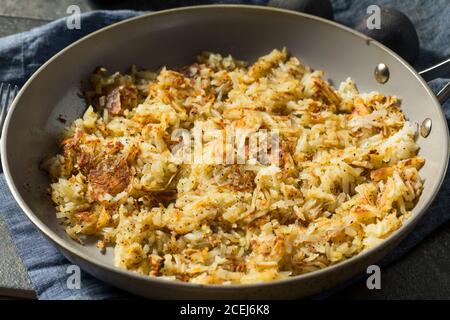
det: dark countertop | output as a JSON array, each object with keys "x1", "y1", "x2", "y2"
[{"x1": 0, "y1": 0, "x2": 449, "y2": 300}]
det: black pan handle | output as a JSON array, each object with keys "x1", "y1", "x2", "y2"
[{"x1": 419, "y1": 58, "x2": 450, "y2": 104}]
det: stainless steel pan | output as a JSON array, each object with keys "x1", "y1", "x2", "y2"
[{"x1": 1, "y1": 5, "x2": 449, "y2": 299}]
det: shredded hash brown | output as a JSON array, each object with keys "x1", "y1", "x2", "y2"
[{"x1": 44, "y1": 49, "x2": 424, "y2": 284}]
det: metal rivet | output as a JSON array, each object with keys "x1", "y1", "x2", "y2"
[
  {"x1": 374, "y1": 63, "x2": 390, "y2": 84},
  {"x1": 420, "y1": 118, "x2": 432, "y2": 138}
]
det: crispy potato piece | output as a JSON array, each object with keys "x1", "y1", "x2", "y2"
[
  {"x1": 370, "y1": 166, "x2": 395, "y2": 182},
  {"x1": 248, "y1": 49, "x2": 287, "y2": 79},
  {"x1": 312, "y1": 77, "x2": 341, "y2": 106},
  {"x1": 88, "y1": 156, "x2": 130, "y2": 197},
  {"x1": 370, "y1": 156, "x2": 425, "y2": 182},
  {"x1": 106, "y1": 85, "x2": 138, "y2": 115}
]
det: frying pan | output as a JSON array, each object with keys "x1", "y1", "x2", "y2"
[{"x1": 1, "y1": 5, "x2": 449, "y2": 299}]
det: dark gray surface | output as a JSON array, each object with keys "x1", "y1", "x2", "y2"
[
  {"x1": 0, "y1": 218, "x2": 34, "y2": 298},
  {"x1": 0, "y1": 16, "x2": 47, "y2": 38},
  {"x1": 0, "y1": 0, "x2": 448, "y2": 300}
]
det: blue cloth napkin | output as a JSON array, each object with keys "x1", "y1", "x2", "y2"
[{"x1": 0, "y1": 0, "x2": 449, "y2": 300}]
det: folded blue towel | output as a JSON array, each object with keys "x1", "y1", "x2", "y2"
[{"x1": 0, "y1": 0, "x2": 449, "y2": 299}]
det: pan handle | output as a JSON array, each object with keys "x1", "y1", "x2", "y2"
[{"x1": 419, "y1": 57, "x2": 450, "y2": 104}]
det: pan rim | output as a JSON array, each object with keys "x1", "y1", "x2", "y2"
[{"x1": 1, "y1": 4, "x2": 449, "y2": 293}]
